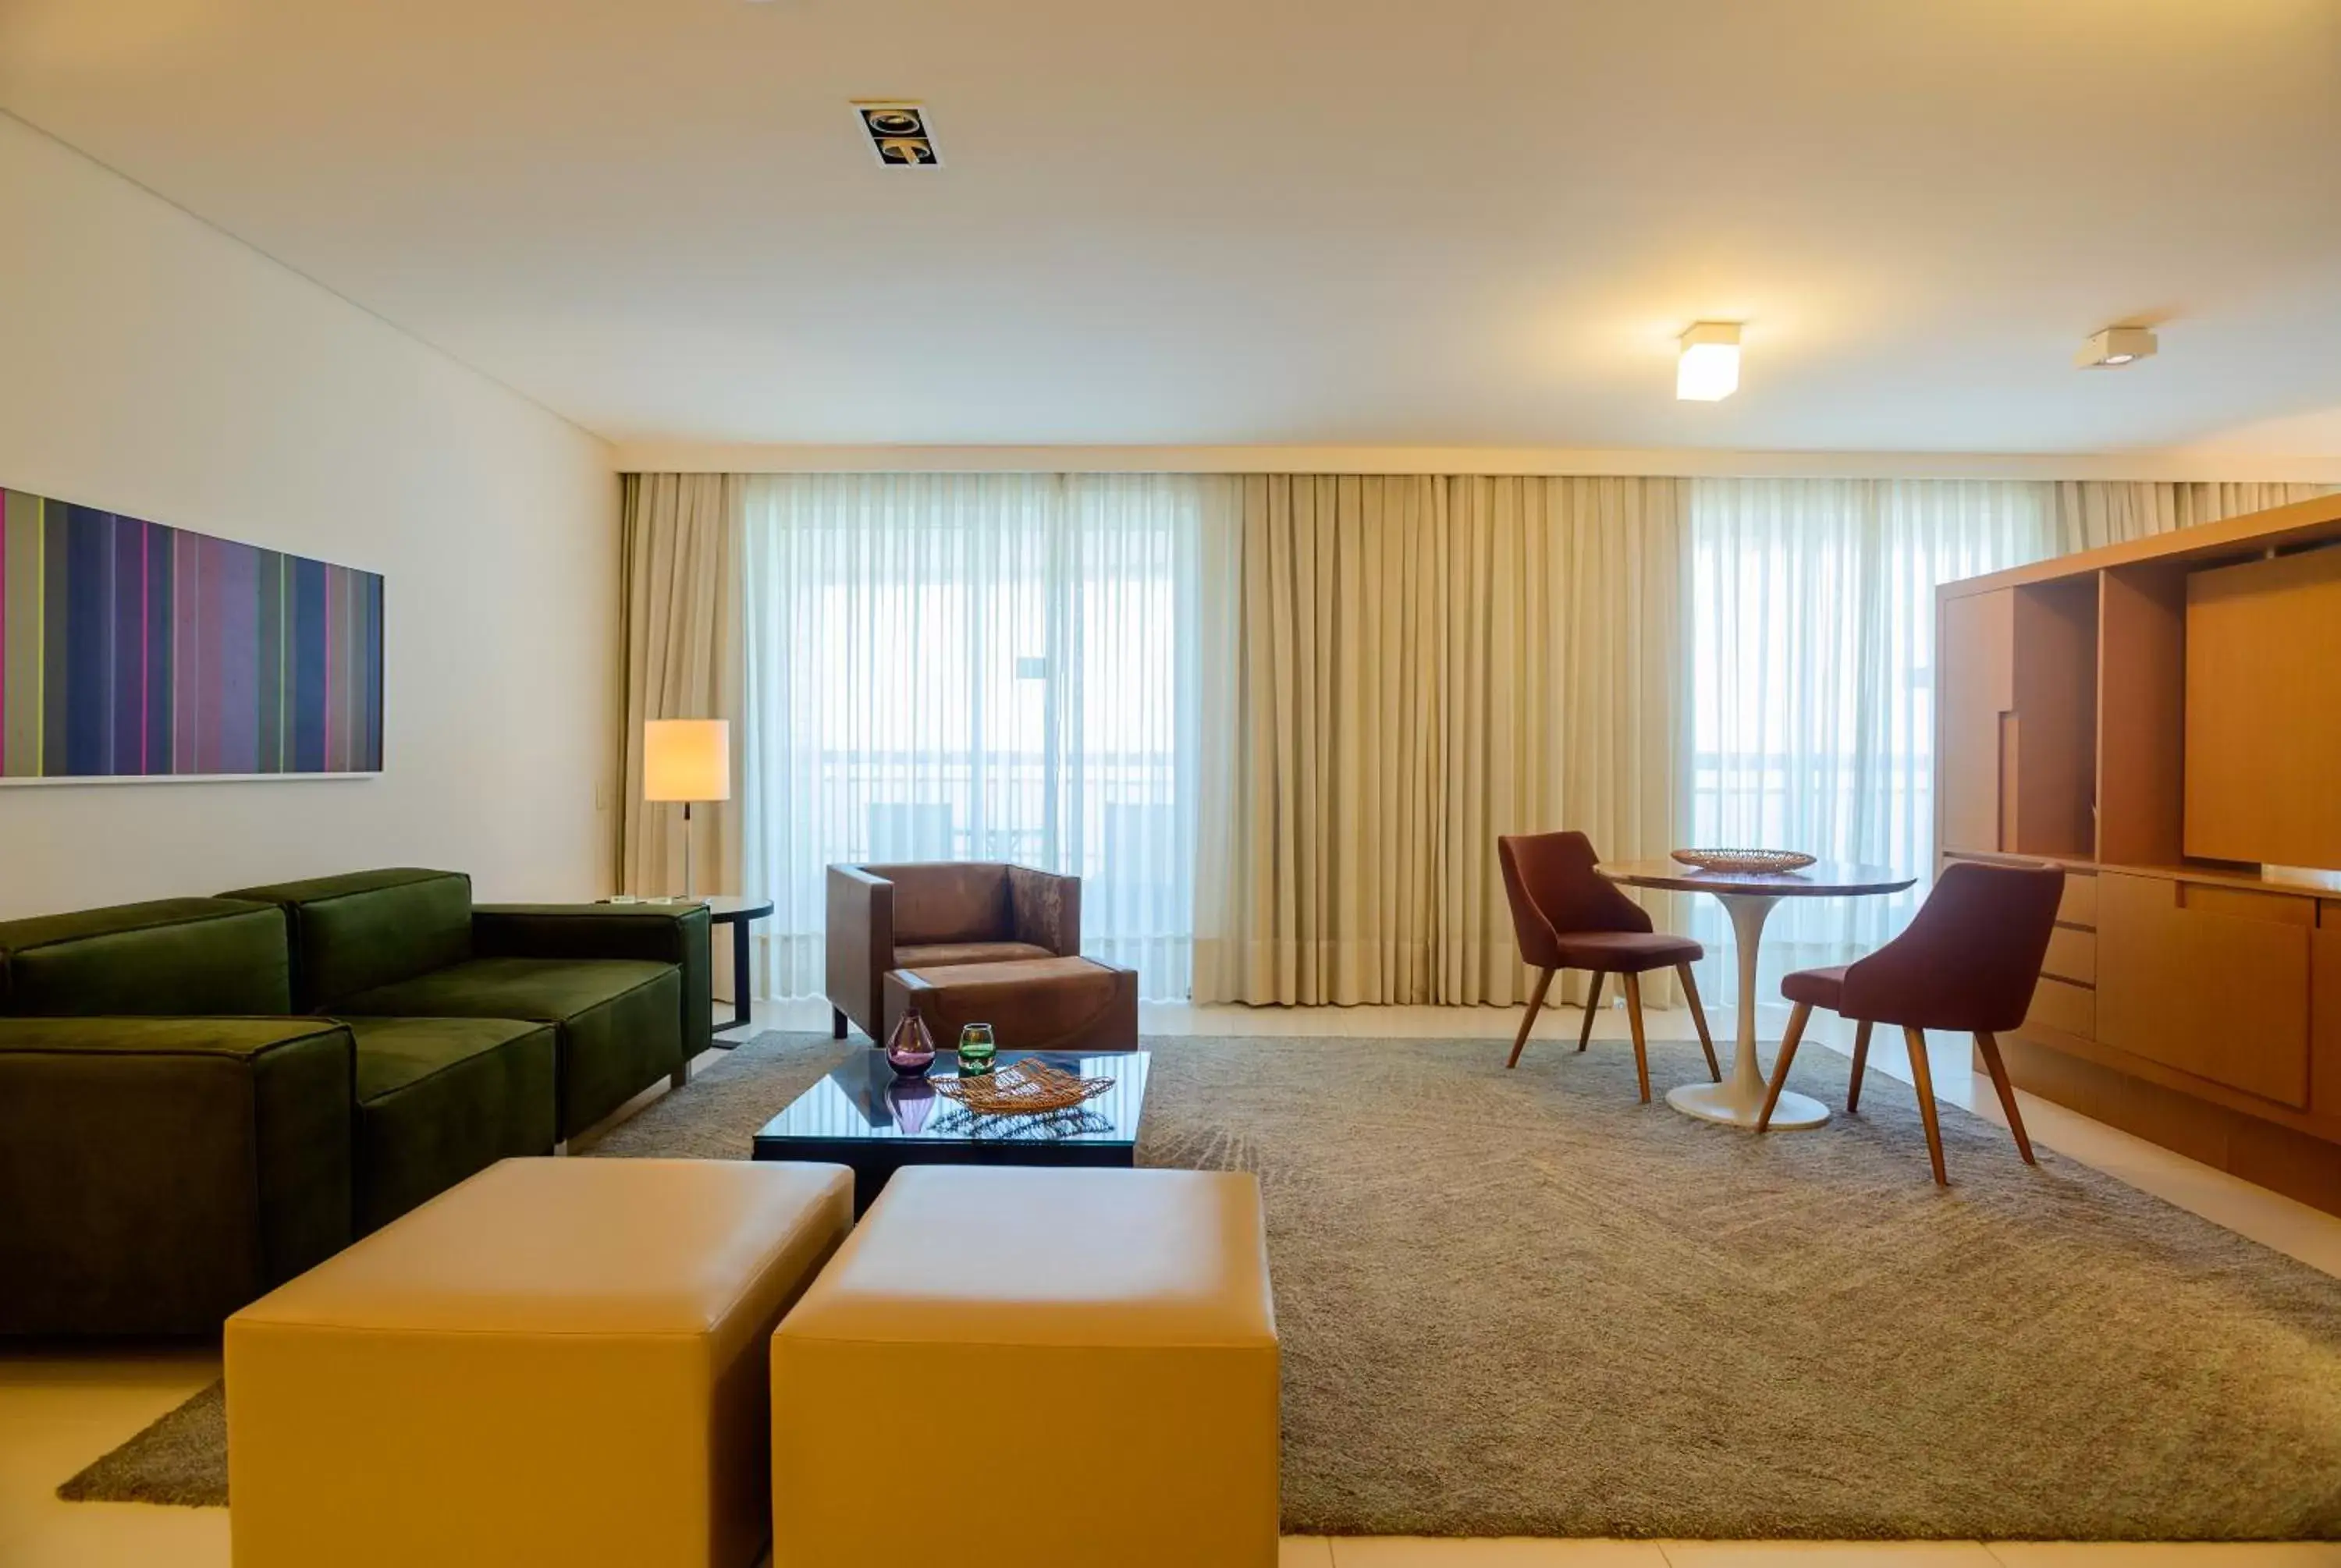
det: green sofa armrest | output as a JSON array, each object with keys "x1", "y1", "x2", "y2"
[
  {"x1": 473, "y1": 904, "x2": 713, "y2": 1063},
  {"x1": 0, "y1": 1016, "x2": 355, "y2": 1336}
]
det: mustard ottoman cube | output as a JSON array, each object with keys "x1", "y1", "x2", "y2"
[
  {"x1": 226, "y1": 1157, "x2": 853, "y2": 1568},
  {"x1": 772, "y1": 1165, "x2": 1278, "y2": 1568}
]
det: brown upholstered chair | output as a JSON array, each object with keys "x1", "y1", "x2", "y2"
[
  {"x1": 826, "y1": 862, "x2": 1080, "y2": 1041},
  {"x1": 1758, "y1": 859, "x2": 2064, "y2": 1184},
  {"x1": 1497, "y1": 832, "x2": 1719, "y2": 1101}
]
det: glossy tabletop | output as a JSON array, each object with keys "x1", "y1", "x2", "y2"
[
  {"x1": 1596, "y1": 858, "x2": 1913, "y2": 898},
  {"x1": 751, "y1": 1048, "x2": 1151, "y2": 1210}
]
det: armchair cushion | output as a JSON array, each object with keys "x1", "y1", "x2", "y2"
[
  {"x1": 338, "y1": 958, "x2": 681, "y2": 1141},
  {"x1": 1781, "y1": 965, "x2": 1848, "y2": 1009},
  {"x1": 1550, "y1": 931, "x2": 1701, "y2": 972},
  {"x1": 874, "y1": 863, "x2": 1013, "y2": 945},
  {"x1": 1009, "y1": 866, "x2": 1081, "y2": 956},
  {"x1": 0, "y1": 898, "x2": 292, "y2": 1016},
  {"x1": 347, "y1": 1017, "x2": 557, "y2": 1234},
  {"x1": 895, "y1": 941, "x2": 1054, "y2": 970},
  {"x1": 0, "y1": 1016, "x2": 354, "y2": 1336},
  {"x1": 222, "y1": 869, "x2": 474, "y2": 1010}
]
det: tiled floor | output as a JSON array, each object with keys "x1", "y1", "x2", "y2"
[{"x1": 8, "y1": 999, "x2": 2339, "y2": 1567}]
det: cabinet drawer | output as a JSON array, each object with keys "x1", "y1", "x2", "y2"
[
  {"x1": 2098, "y1": 873, "x2": 2311, "y2": 1108},
  {"x1": 2058, "y1": 874, "x2": 2097, "y2": 929},
  {"x1": 2026, "y1": 976, "x2": 2095, "y2": 1041},
  {"x1": 2043, "y1": 926, "x2": 2096, "y2": 985}
]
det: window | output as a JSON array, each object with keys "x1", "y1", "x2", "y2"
[
  {"x1": 1684, "y1": 479, "x2": 2053, "y2": 996},
  {"x1": 740, "y1": 474, "x2": 1213, "y2": 999}
]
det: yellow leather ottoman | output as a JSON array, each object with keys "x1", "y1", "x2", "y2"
[
  {"x1": 226, "y1": 1157, "x2": 853, "y2": 1568},
  {"x1": 772, "y1": 1165, "x2": 1278, "y2": 1568}
]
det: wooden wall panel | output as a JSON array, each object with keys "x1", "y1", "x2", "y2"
[
  {"x1": 2057, "y1": 872, "x2": 2098, "y2": 928},
  {"x1": 2314, "y1": 904, "x2": 2341, "y2": 1120},
  {"x1": 2026, "y1": 977, "x2": 2095, "y2": 1040},
  {"x1": 2012, "y1": 580, "x2": 2098, "y2": 857},
  {"x1": 2096, "y1": 872, "x2": 2311, "y2": 1109},
  {"x1": 1940, "y1": 588, "x2": 2013, "y2": 854},
  {"x1": 2042, "y1": 926, "x2": 2096, "y2": 985},
  {"x1": 2096, "y1": 567, "x2": 2187, "y2": 867},
  {"x1": 2184, "y1": 545, "x2": 2341, "y2": 871}
]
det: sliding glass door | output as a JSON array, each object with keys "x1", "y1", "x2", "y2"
[{"x1": 740, "y1": 474, "x2": 1213, "y2": 999}]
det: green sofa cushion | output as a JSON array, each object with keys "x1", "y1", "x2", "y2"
[
  {"x1": 0, "y1": 1016, "x2": 353, "y2": 1336},
  {"x1": 475, "y1": 903, "x2": 714, "y2": 1066},
  {"x1": 339, "y1": 958, "x2": 682, "y2": 1141},
  {"x1": 222, "y1": 869, "x2": 474, "y2": 1009},
  {"x1": 0, "y1": 899, "x2": 291, "y2": 1016},
  {"x1": 345, "y1": 1016, "x2": 557, "y2": 1235}
]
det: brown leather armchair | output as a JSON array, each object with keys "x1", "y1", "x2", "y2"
[{"x1": 826, "y1": 863, "x2": 1082, "y2": 1040}]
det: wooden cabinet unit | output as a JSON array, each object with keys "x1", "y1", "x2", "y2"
[
  {"x1": 1934, "y1": 491, "x2": 2341, "y2": 1217},
  {"x1": 2095, "y1": 873, "x2": 2311, "y2": 1110}
]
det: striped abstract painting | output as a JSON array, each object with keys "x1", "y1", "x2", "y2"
[{"x1": 0, "y1": 489, "x2": 383, "y2": 779}]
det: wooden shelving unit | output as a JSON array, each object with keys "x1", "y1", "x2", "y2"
[{"x1": 1934, "y1": 491, "x2": 2341, "y2": 1215}]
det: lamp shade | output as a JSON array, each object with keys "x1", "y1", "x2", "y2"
[{"x1": 643, "y1": 719, "x2": 730, "y2": 803}]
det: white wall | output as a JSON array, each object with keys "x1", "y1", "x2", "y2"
[{"x1": 0, "y1": 115, "x2": 618, "y2": 917}]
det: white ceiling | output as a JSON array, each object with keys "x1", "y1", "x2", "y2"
[{"x1": 4, "y1": 0, "x2": 2339, "y2": 456}]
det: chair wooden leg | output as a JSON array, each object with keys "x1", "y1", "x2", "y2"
[
  {"x1": 1575, "y1": 971, "x2": 1604, "y2": 1052},
  {"x1": 1974, "y1": 1030, "x2": 2036, "y2": 1165},
  {"x1": 1903, "y1": 1026, "x2": 1948, "y2": 1186},
  {"x1": 1846, "y1": 1019, "x2": 1874, "y2": 1112},
  {"x1": 1622, "y1": 971, "x2": 1652, "y2": 1103},
  {"x1": 1508, "y1": 967, "x2": 1556, "y2": 1069},
  {"x1": 1677, "y1": 963, "x2": 1720, "y2": 1082},
  {"x1": 1757, "y1": 1001, "x2": 1811, "y2": 1131}
]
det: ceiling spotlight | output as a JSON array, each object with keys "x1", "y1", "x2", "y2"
[
  {"x1": 2077, "y1": 325, "x2": 2157, "y2": 369},
  {"x1": 1676, "y1": 322, "x2": 1742, "y2": 402}
]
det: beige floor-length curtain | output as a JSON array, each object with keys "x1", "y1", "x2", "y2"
[
  {"x1": 1192, "y1": 474, "x2": 1686, "y2": 1006},
  {"x1": 618, "y1": 473, "x2": 744, "y2": 903},
  {"x1": 2048, "y1": 481, "x2": 2331, "y2": 553}
]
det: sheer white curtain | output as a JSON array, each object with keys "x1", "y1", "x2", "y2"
[
  {"x1": 739, "y1": 473, "x2": 1226, "y2": 1001},
  {"x1": 1684, "y1": 478, "x2": 2055, "y2": 1003},
  {"x1": 2048, "y1": 481, "x2": 2330, "y2": 553}
]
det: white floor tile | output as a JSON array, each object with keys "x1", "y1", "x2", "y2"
[
  {"x1": 1659, "y1": 1545, "x2": 1998, "y2": 1568},
  {"x1": 1281, "y1": 1538, "x2": 1337, "y2": 1567},
  {"x1": 0, "y1": 1350, "x2": 228, "y2": 1568},
  {"x1": 1986, "y1": 1544, "x2": 2341, "y2": 1566},
  {"x1": 1333, "y1": 1538, "x2": 1670, "y2": 1566}
]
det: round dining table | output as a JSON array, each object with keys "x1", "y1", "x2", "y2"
[{"x1": 1595, "y1": 858, "x2": 1914, "y2": 1131}]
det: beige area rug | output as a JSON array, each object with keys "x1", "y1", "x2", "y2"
[{"x1": 61, "y1": 1032, "x2": 2341, "y2": 1538}]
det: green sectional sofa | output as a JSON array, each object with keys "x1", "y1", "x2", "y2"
[
  {"x1": 221, "y1": 869, "x2": 711, "y2": 1141},
  {"x1": 0, "y1": 873, "x2": 710, "y2": 1338}
]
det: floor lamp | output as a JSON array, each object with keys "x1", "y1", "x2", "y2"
[{"x1": 643, "y1": 719, "x2": 730, "y2": 901}]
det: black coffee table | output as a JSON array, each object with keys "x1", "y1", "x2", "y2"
[{"x1": 751, "y1": 1048, "x2": 1149, "y2": 1212}]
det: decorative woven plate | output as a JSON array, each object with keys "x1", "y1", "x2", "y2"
[
  {"x1": 932, "y1": 1058, "x2": 1117, "y2": 1116},
  {"x1": 1670, "y1": 847, "x2": 1817, "y2": 874}
]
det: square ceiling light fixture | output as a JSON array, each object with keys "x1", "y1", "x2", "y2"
[
  {"x1": 1676, "y1": 322, "x2": 1742, "y2": 401},
  {"x1": 2076, "y1": 325, "x2": 2157, "y2": 368},
  {"x1": 854, "y1": 101, "x2": 939, "y2": 166}
]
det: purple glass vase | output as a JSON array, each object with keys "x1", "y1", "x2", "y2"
[{"x1": 884, "y1": 1009, "x2": 936, "y2": 1077}]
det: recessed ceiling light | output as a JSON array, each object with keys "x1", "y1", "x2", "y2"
[
  {"x1": 2077, "y1": 325, "x2": 2156, "y2": 369},
  {"x1": 1676, "y1": 322, "x2": 1742, "y2": 402},
  {"x1": 852, "y1": 101, "x2": 939, "y2": 166}
]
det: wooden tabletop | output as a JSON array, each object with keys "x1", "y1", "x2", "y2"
[{"x1": 1596, "y1": 858, "x2": 1914, "y2": 898}]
